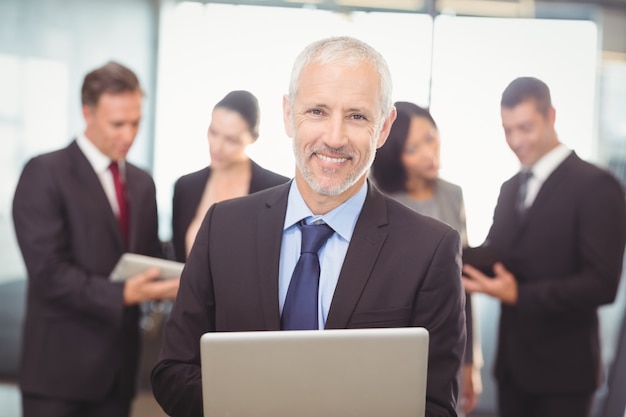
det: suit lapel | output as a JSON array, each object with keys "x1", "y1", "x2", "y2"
[
  {"x1": 325, "y1": 183, "x2": 388, "y2": 329},
  {"x1": 68, "y1": 142, "x2": 124, "y2": 248},
  {"x1": 516, "y1": 153, "x2": 577, "y2": 236},
  {"x1": 125, "y1": 166, "x2": 141, "y2": 250},
  {"x1": 526, "y1": 153, "x2": 577, "y2": 216},
  {"x1": 255, "y1": 183, "x2": 291, "y2": 330},
  {"x1": 188, "y1": 167, "x2": 211, "y2": 220}
]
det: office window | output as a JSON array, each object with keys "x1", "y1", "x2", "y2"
[
  {"x1": 430, "y1": 15, "x2": 598, "y2": 246},
  {"x1": 153, "y1": 2, "x2": 434, "y2": 239},
  {"x1": 0, "y1": 55, "x2": 69, "y2": 283},
  {"x1": 0, "y1": 0, "x2": 160, "y2": 285}
]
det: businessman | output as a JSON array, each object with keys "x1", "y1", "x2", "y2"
[
  {"x1": 462, "y1": 76, "x2": 626, "y2": 417},
  {"x1": 151, "y1": 36, "x2": 466, "y2": 417},
  {"x1": 12, "y1": 61, "x2": 179, "y2": 417}
]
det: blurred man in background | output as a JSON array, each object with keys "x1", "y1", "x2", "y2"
[
  {"x1": 13, "y1": 61, "x2": 179, "y2": 417},
  {"x1": 463, "y1": 76, "x2": 626, "y2": 417}
]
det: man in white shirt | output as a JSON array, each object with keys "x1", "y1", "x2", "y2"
[
  {"x1": 13, "y1": 61, "x2": 179, "y2": 417},
  {"x1": 463, "y1": 76, "x2": 626, "y2": 417}
]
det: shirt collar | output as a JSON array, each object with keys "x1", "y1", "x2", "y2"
[
  {"x1": 76, "y1": 132, "x2": 125, "y2": 175},
  {"x1": 527, "y1": 143, "x2": 571, "y2": 183},
  {"x1": 283, "y1": 180, "x2": 367, "y2": 243}
]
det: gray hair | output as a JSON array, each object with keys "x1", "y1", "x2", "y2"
[{"x1": 288, "y1": 36, "x2": 393, "y2": 118}]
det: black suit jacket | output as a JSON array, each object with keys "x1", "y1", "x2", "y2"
[
  {"x1": 171, "y1": 160, "x2": 290, "y2": 262},
  {"x1": 152, "y1": 181, "x2": 466, "y2": 417},
  {"x1": 12, "y1": 141, "x2": 163, "y2": 401},
  {"x1": 486, "y1": 152, "x2": 626, "y2": 393}
]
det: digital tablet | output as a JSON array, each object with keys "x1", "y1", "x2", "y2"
[
  {"x1": 462, "y1": 246, "x2": 501, "y2": 277},
  {"x1": 109, "y1": 253, "x2": 184, "y2": 281}
]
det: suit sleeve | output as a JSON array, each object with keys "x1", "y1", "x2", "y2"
[
  {"x1": 415, "y1": 228, "x2": 466, "y2": 417},
  {"x1": 152, "y1": 204, "x2": 217, "y2": 417},
  {"x1": 12, "y1": 157, "x2": 125, "y2": 325},
  {"x1": 518, "y1": 173, "x2": 626, "y2": 315}
]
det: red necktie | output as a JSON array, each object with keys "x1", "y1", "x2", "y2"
[{"x1": 109, "y1": 161, "x2": 129, "y2": 244}]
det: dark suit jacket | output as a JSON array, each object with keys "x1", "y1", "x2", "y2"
[
  {"x1": 152, "y1": 181, "x2": 466, "y2": 417},
  {"x1": 485, "y1": 152, "x2": 626, "y2": 394},
  {"x1": 171, "y1": 160, "x2": 290, "y2": 262},
  {"x1": 12, "y1": 141, "x2": 163, "y2": 401}
]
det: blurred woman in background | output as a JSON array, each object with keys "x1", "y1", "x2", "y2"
[
  {"x1": 171, "y1": 90, "x2": 289, "y2": 261},
  {"x1": 371, "y1": 101, "x2": 482, "y2": 415}
]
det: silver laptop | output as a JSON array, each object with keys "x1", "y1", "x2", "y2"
[{"x1": 200, "y1": 327, "x2": 429, "y2": 417}]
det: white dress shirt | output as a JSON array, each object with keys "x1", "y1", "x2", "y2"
[
  {"x1": 76, "y1": 133, "x2": 126, "y2": 217},
  {"x1": 523, "y1": 144, "x2": 571, "y2": 209}
]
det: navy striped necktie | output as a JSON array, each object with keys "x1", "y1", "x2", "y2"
[{"x1": 281, "y1": 220, "x2": 334, "y2": 330}]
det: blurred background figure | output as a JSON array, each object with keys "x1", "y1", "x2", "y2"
[
  {"x1": 462, "y1": 77, "x2": 626, "y2": 417},
  {"x1": 12, "y1": 61, "x2": 179, "y2": 417},
  {"x1": 171, "y1": 90, "x2": 290, "y2": 262},
  {"x1": 371, "y1": 101, "x2": 482, "y2": 415}
]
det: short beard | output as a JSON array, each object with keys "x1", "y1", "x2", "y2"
[{"x1": 293, "y1": 141, "x2": 377, "y2": 197}]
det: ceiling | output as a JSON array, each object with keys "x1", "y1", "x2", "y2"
[
  {"x1": 267, "y1": 0, "x2": 626, "y2": 13},
  {"x1": 434, "y1": 0, "x2": 626, "y2": 16}
]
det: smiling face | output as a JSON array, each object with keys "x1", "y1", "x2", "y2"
[
  {"x1": 501, "y1": 98, "x2": 558, "y2": 167},
  {"x1": 208, "y1": 107, "x2": 255, "y2": 171},
  {"x1": 82, "y1": 91, "x2": 143, "y2": 161},
  {"x1": 283, "y1": 59, "x2": 395, "y2": 210},
  {"x1": 401, "y1": 116, "x2": 441, "y2": 183}
]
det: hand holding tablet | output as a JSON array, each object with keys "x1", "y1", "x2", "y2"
[
  {"x1": 462, "y1": 246, "x2": 501, "y2": 278},
  {"x1": 110, "y1": 253, "x2": 185, "y2": 281}
]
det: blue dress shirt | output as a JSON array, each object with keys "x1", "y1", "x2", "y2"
[{"x1": 279, "y1": 180, "x2": 367, "y2": 329}]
